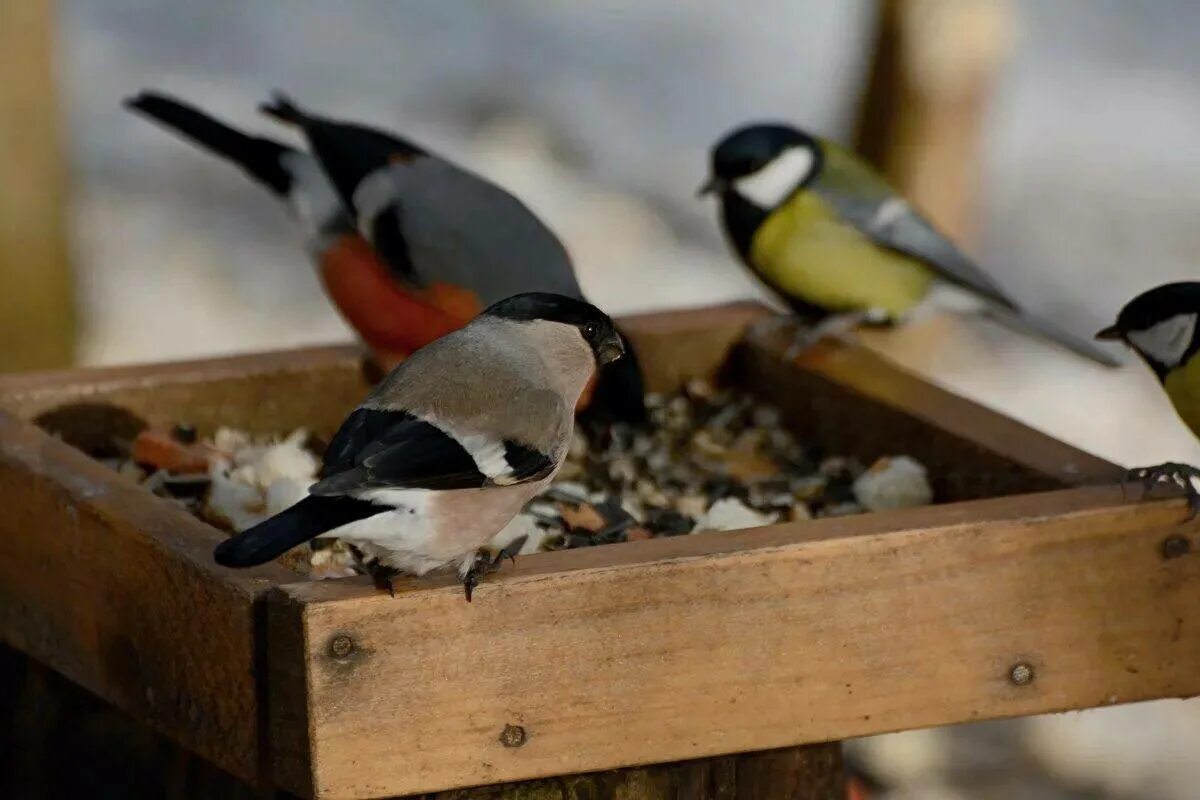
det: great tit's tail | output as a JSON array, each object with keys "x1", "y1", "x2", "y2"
[
  {"x1": 985, "y1": 305, "x2": 1122, "y2": 367},
  {"x1": 213, "y1": 495, "x2": 383, "y2": 568},
  {"x1": 124, "y1": 90, "x2": 295, "y2": 196}
]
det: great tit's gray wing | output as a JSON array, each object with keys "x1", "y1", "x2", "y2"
[{"x1": 813, "y1": 140, "x2": 1018, "y2": 311}]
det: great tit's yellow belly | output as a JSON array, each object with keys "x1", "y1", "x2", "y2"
[
  {"x1": 749, "y1": 192, "x2": 934, "y2": 317},
  {"x1": 1163, "y1": 356, "x2": 1200, "y2": 439}
]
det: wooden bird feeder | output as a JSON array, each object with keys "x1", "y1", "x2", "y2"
[{"x1": 0, "y1": 302, "x2": 1196, "y2": 799}]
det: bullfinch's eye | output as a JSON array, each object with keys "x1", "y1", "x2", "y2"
[{"x1": 583, "y1": 322, "x2": 599, "y2": 338}]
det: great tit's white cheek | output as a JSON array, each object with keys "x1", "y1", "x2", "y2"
[
  {"x1": 1127, "y1": 312, "x2": 1198, "y2": 368},
  {"x1": 733, "y1": 146, "x2": 815, "y2": 209}
]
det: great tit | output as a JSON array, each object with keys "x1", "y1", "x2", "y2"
[
  {"x1": 214, "y1": 292, "x2": 625, "y2": 600},
  {"x1": 699, "y1": 123, "x2": 1119, "y2": 366},
  {"x1": 1097, "y1": 281, "x2": 1200, "y2": 513},
  {"x1": 259, "y1": 92, "x2": 646, "y2": 424}
]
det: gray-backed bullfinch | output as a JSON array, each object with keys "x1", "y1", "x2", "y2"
[
  {"x1": 125, "y1": 91, "x2": 644, "y2": 424},
  {"x1": 257, "y1": 91, "x2": 646, "y2": 425},
  {"x1": 213, "y1": 292, "x2": 624, "y2": 600}
]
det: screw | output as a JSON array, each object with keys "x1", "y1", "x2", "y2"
[
  {"x1": 499, "y1": 724, "x2": 527, "y2": 748},
  {"x1": 329, "y1": 634, "x2": 355, "y2": 659},
  {"x1": 1009, "y1": 662, "x2": 1034, "y2": 686},
  {"x1": 1161, "y1": 534, "x2": 1191, "y2": 560}
]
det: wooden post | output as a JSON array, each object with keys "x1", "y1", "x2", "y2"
[
  {"x1": 0, "y1": 0, "x2": 75, "y2": 370},
  {"x1": 853, "y1": 0, "x2": 1016, "y2": 244},
  {"x1": 1, "y1": 645, "x2": 841, "y2": 800},
  {"x1": 418, "y1": 745, "x2": 844, "y2": 799}
]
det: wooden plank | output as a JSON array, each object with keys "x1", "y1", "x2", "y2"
[
  {"x1": 0, "y1": 344, "x2": 370, "y2": 439},
  {"x1": 0, "y1": 0, "x2": 75, "y2": 370},
  {"x1": 0, "y1": 303, "x2": 769, "y2": 431},
  {"x1": 615, "y1": 302, "x2": 770, "y2": 393},
  {"x1": 738, "y1": 335, "x2": 1123, "y2": 498},
  {"x1": 0, "y1": 411, "x2": 294, "y2": 782},
  {"x1": 267, "y1": 486, "x2": 1197, "y2": 798}
]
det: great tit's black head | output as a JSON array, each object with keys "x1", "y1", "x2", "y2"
[
  {"x1": 1096, "y1": 282, "x2": 1200, "y2": 375},
  {"x1": 484, "y1": 292, "x2": 625, "y2": 365},
  {"x1": 699, "y1": 123, "x2": 823, "y2": 209}
]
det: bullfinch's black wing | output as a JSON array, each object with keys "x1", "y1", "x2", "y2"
[{"x1": 312, "y1": 407, "x2": 556, "y2": 496}]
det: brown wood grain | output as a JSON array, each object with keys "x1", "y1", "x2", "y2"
[
  {"x1": 268, "y1": 487, "x2": 1199, "y2": 798},
  {"x1": 0, "y1": 411, "x2": 293, "y2": 782},
  {"x1": 738, "y1": 335, "x2": 1122, "y2": 498}
]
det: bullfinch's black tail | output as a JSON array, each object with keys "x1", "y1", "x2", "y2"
[
  {"x1": 213, "y1": 495, "x2": 384, "y2": 568},
  {"x1": 583, "y1": 330, "x2": 647, "y2": 426},
  {"x1": 124, "y1": 90, "x2": 295, "y2": 195},
  {"x1": 258, "y1": 92, "x2": 314, "y2": 129}
]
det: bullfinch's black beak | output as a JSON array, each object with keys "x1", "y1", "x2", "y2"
[
  {"x1": 1094, "y1": 325, "x2": 1123, "y2": 341},
  {"x1": 697, "y1": 176, "x2": 723, "y2": 197},
  {"x1": 597, "y1": 335, "x2": 625, "y2": 366}
]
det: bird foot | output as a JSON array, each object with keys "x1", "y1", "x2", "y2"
[
  {"x1": 459, "y1": 536, "x2": 529, "y2": 602},
  {"x1": 781, "y1": 310, "x2": 887, "y2": 359},
  {"x1": 745, "y1": 314, "x2": 799, "y2": 343},
  {"x1": 368, "y1": 563, "x2": 401, "y2": 597},
  {"x1": 1125, "y1": 462, "x2": 1200, "y2": 519}
]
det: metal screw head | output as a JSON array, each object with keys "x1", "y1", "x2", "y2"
[
  {"x1": 1009, "y1": 662, "x2": 1034, "y2": 686},
  {"x1": 499, "y1": 724, "x2": 527, "y2": 748},
  {"x1": 329, "y1": 634, "x2": 355, "y2": 659},
  {"x1": 1161, "y1": 534, "x2": 1191, "y2": 560}
]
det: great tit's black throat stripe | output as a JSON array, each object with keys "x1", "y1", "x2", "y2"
[{"x1": 719, "y1": 191, "x2": 768, "y2": 260}]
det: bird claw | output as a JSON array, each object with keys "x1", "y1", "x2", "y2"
[
  {"x1": 462, "y1": 568, "x2": 480, "y2": 602},
  {"x1": 493, "y1": 535, "x2": 528, "y2": 566},
  {"x1": 369, "y1": 563, "x2": 400, "y2": 597},
  {"x1": 460, "y1": 536, "x2": 529, "y2": 602},
  {"x1": 1123, "y1": 462, "x2": 1200, "y2": 520}
]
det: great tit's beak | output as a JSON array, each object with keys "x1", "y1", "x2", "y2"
[
  {"x1": 597, "y1": 335, "x2": 625, "y2": 366},
  {"x1": 697, "y1": 176, "x2": 723, "y2": 197},
  {"x1": 1094, "y1": 324, "x2": 1123, "y2": 341}
]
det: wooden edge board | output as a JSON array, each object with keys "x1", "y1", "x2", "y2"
[
  {"x1": 749, "y1": 331, "x2": 1122, "y2": 487},
  {"x1": 267, "y1": 486, "x2": 1199, "y2": 798},
  {"x1": 0, "y1": 411, "x2": 293, "y2": 781}
]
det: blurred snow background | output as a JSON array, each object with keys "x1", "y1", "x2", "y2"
[{"x1": 57, "y1": 2, "x2": 1200, "y2": 797}]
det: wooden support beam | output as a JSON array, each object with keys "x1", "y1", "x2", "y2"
[
  {"x1": 854, "y1": 0, "x2": 1016, "y2": 243},
  {"x1": 0, "y1": 0, "x2": 75, "y2": 370}
]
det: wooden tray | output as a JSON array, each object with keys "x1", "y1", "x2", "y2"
[{"x1": 0, "y1": 302, "x2": 1195, "y2": 799}]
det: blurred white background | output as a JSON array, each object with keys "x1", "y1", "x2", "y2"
[{"x1": 53, "y1": 4, "x2": 1200, "y2": 797}]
